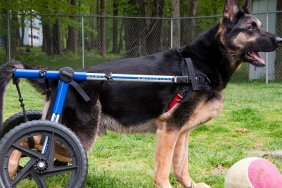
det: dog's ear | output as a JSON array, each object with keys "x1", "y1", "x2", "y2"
[
  {"x1": 242, "y1": 0, "x2": 252, "y2": 14},
  {"x1": 223, "y1": 0, "x2": 242, "y2": 23}
]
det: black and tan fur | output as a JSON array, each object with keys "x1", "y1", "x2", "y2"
[{"x1": 0, "y1": 0, "x2": 282, "y2": 187}]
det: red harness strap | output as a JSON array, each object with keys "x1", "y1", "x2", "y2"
[
  {"x1": 167, "y1": 57, "x2": 211, "y2": 111},
  {"x1": 168, "y1": 87, "x2": 191, "y2": 111},
  {"x1": 168, "y1": 93, "x2": 184, "y2": 110}
]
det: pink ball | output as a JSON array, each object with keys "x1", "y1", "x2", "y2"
[{"x1": 224, "y1": 157, "x2": 282, "y2": 188}]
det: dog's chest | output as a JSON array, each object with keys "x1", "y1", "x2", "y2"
[{"x1": 181, "y1": 94, "x2": 224, "y2": 132}]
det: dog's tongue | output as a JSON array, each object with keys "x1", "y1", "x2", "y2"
[{"x1": 250, "y1": 51, "x2": 265, "y2": 65}]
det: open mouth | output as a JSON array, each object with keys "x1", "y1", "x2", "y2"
[{"x1": 244, "y1": 51, "x2": 265, "y2": 67}]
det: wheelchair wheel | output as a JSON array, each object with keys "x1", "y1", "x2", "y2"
[
  {"x1": 0, "y1": 120, "x2": 88, "y2": 188},
  {"x1": 0, "y1": 110, "x2": 42, "y2": 138}
]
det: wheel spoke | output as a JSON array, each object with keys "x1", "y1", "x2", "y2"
[
  {"x1": 45, "y1": 165, "x2": 78, "y2": 176},
  {"x1": 10, "y1": 159, "x2": 35, "y2": 186},
  {"x1": 46, "y1": 133, "x2": 55, "y2": 163},
  {"x1": 12, "y1": 144, "x2": 42, "y2": 159},
  {"x1": 30, "y1": 171, "x2": 48, "y2": 188}
]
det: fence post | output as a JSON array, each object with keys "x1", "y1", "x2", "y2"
[
  {"x1": 7, "y1": 10, "x2": 11, "y2": 61},
  {"x1": 170, "y1": 18, "x2": 173, "y2": 49},
  {"x1": 81, "y1": 15, "x2": 85, "y2": 68},
  {"x1": 266, "y1": 12, "x2": 269, "y2": 84}
]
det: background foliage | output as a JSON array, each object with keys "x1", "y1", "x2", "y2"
[{"x1": 0, "y1": 0, "x2": 237, "y2": 61}]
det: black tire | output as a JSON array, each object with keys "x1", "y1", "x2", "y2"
[
  {"x1": 0, "y1": 120, "x2": 88, "y2": 188},
  {"x1": 1, "y1": 110, "x2": 42, "y2": 138}
]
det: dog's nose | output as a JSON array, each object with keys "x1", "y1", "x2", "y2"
[{"x1": 276, "y1": 36, "x2": 282, "y2": 46}]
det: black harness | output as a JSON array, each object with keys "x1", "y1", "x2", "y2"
[{"x1": 167, "y1": 57, "x2": 211, "y2": 111}]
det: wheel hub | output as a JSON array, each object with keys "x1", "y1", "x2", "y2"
[{"x1": 34, "y1": 159, "x2": 48, "y2": 173}]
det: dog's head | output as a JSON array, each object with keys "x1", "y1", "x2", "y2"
[{"x1": 218, "y1": 0, "x2": 282, "y2": 67}]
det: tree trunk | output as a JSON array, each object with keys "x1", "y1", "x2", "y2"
[
  {"x1": 77, "y1": 0, "x2": 82, "y2": 49},
  {"x1": 42, "y1": 21, "x2": 53, "y2": 55},
  {"x1": 98, "y1": 0, "x2": 106, "y2": 56},
  {"x1": 88, "y1": 2, "x2": 96, "y2": 49},
  {"x1": 278, "y1": 0, "x2": 282, "y2": 10},
  {"x1": 20, "y1": 13, "x2": 25, "y2": 46},
  {"x1": 145, "y1": 0, "x2": 164, "y2": 54},
  {"x1": 112, "y1": 0, "x2": 119, "y2": 53},
  {"x1": 29, "y1": 12, "x2": 33, "y2": 48},
  {"x1": 67, "y1": 25, "x2": 77, "y2": 53},
  {"x1": 41, "y1": 3, "x2": 53, "y2": 55},
  {"x1": 119, "y1": 19, "x2": 124, "y2": 52},
  {"x1": 52, "y1": 19, "x2": 61, "y2": 55},
  {"x1": 10, "y1": 12, "x2": 19, "y2": 58},
  {"x1": 123, "y1": 0, "x2": 146, "y2": 57},
  {"x1": 275, "y1": 1, "x2": 282, "y2": 80},
  {"x1": 67, "y1": 0, "x2": 77, "y2": 53},
  {"x1": 2, "y1": 11, "x2": 8, "y2": 60},
  {"x1": 187, "y1": 0, "x2": 199, "y2": 44},
  {"x1": 124, "y1": 18, "x2": 138, "y2": 57},
  {"x1": 171, "y1": 0, "x2": 180, "y2": 48}
]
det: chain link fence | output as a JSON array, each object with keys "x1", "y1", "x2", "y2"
[{"x1": 0, "y1": 12, "x2": 282, "y2": 82}]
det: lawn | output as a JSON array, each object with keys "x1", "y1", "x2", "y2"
[{"x1": 2, "y1": 81, "x2": 282, "y2": 188}]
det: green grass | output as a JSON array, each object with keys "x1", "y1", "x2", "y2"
[{"x1": 2, "y1": 81, "x2": 282, "y2": 187}]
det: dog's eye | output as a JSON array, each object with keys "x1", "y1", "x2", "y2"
[{"x1": 248, "y1": 22, "x2": 257, "y2": 30}]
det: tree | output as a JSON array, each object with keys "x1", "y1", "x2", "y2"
[
  {"x1": 187, "y1": 0, "x2": 199, "y2": 43},
  {"x1": 0, "y1": 0, "x2": 237, "y2": 60},
  {"x1": 42, "y1": 20, "x2": 53, "y2": 55},
  {"x1": 41, "y1": 2, "x2": 54, "y2": 55},
  {"x1": 88, "y1": 2, "x2": 96, "y2": 50},
  {"x1": 112, "y1": 0, "x2": 119, "y2": 53},
  {"x1": 171, "y1": 0, "x2": 180, "y2": 48},
  {"x1": 145, "y1": 0, "x2": 164, "y2": 54},
  {"x1": 52, "y1": 18, "x2": 61, "y2": 55},
  {"x1": 10, "y1": 11, "x2": 20, "y2": 59},
  {"x1": 19, "y1": 12, "x2": 25, "y2": 46},
  {"x1": 67, "y1": 0, "x2": 77, "y2": 53},
  {"x1": 97, "y1": 0, "x2": 106, "y2": 56},
  {"x1": 275, "y1": 0, "x2": 282, "y2": 80},
  {"x1": 123, "y1": 0, "x2": 146, "y2": 57}
]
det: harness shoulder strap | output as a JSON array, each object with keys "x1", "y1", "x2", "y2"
[
  {"x1": 167, "y1": 57, "x2": 210, "y2": 111},
  {"x1": 184, "y1": 58, "x2": 199, "y2": 90}
]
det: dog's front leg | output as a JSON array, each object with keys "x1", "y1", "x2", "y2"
[
  {"x1": 172, "y1": 131, "x2": 191, "y2": 187},
  {"x1": 172, "y1": 132, "x2": 210, "y2": 188},
  {"x1": 154, "y1": 121, "x2": 180, "y2": 188}
]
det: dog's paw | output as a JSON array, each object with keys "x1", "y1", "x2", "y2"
[{"x1": 194, "y1": 182, "x2": 210, "y2": 188}]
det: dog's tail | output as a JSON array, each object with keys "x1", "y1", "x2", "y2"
[{"x1": 0, "y1": 60, "x2": 46, "y2": 124}]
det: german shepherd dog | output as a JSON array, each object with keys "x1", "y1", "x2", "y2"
[{"x1": 0, "y1": 0, "x2": 282, "y2": 187}]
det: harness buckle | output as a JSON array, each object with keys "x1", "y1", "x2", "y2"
[
  {"x1": 196, "y1": 76, "x2": 205, "y2": 84},
  {"x1": 178, "y1": 87, "x2": 189, "y2": 96}
]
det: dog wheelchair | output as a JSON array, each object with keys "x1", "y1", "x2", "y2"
[{"x1": 0, "y1": 64, "x2": 205, "y2": 187}]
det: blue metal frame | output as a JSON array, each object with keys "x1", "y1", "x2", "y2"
[
  {"x1": 50, "y1": 81, "x2": 70, "y2": 122},
  {"x1": 13, "y1": 68, "x2": 184, "y2": 155},
  {"x1": 13, "y1": 68, "x2": 181, "y2": 118},
  {"x1": 13, "y1": 68, "x2": 180, "y2": 121},
  {"x1": 14, "y1": 69, "x2": 177, "y2": 83}
]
